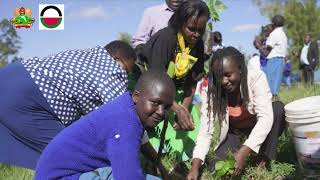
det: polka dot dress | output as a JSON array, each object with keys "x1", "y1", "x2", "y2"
[{"x1": 22, "y1": 46, "x2": 128, "y2": 126}]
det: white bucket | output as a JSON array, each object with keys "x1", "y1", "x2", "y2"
[{"x1": 285, "y1": 96, "x2": 320, "y2": 175}]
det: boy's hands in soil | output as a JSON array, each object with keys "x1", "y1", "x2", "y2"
[{"x1": 234, "y1": 145, "x2": 252, "y2": 176}]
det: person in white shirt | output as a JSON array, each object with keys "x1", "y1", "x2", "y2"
[
  {"x1": 299, "y1": 34, "x2": 319, "y2": 84},
  {"x1": 256, "y1": 15, "x2": 288, "y2": 98},
  {"x1": 187, "y1": 47, "x2": 286, "y2": 179}
]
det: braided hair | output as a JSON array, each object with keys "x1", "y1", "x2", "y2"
[{"x1": 207, "y1": 47, "x2": 249, "y2": 128}]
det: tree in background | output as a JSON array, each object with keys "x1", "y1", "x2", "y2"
[
  {"x1": 205, "y1": 0, "x2": 226, "y2": 31},
  {"x1": 0, "y1": 19, "x2": 21, "y2": 66},
  {"x1": 118, "y1": 32, "x2": 132, "y2": 46},
  {"x1": 203, "y1": 0, "x2": 226, "y2": 58},
  {"x1": 252, "y1": 0, "x2": 320, "y2": 71}
]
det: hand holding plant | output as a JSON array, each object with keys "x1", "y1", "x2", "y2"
[{"x1": 234, "y1": 145, "x2": 252, "y2": 176}]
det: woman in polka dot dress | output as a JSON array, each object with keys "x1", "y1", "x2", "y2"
[{"x1": 0, "y1": 41, "x2": 136, "y2": 169}]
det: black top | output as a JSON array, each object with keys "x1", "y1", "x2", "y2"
[
  {"x1": 138, "y1": 26, "x2": 205, "y2": 88},
  {"x1": 307, "y1": 41, "x2": 319, "y2": 70}
]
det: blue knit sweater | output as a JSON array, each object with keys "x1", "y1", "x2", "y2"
[{"x1": 35, "y1": 92, "x2": 145, "y2": 180}]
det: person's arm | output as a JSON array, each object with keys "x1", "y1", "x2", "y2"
[
  {"x1": 234, "y1": 145, "x2": 252, "y2": 175},
  {"x1": 187, "y1": 88, "x2": 215, "y2": 179},
  {"x1": 171, "y1": 101, "x2": 194, "y2": 130},
  {"x1": 312, "y1": 41, "x2": 319, "y2": 69},
  {"x1": 242, "y1": 70, "x2": 273, "y2": 154},
  {"x1": 141, "y1": 142, "x2": 169, "y2": 180},
  {"x1": 172, "y1": 83, "x2": 196, "y2": 130},
  {"x1": 233, "y1": 70, "x2": 273, "y2": 175},
  {"x1": 186, "y1": 158, "x2": 203, "y2": 180},
  {"x1": 255, "y1": 41, "x2": 272, "y2": 58},
  {"x1": 132, "y1": 8, "x2": 153, "y2": 47}
]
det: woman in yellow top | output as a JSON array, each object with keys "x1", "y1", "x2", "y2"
[{"x1": 138, "y1": 0, "x2": 210, "y2": 163}]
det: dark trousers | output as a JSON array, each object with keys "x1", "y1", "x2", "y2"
[
  {"x1": 301, "y1": 64, "x2": 315, "y2": 84},
  {"x1": 207, "y1": 101, "x2": 286, "y2": 170}
]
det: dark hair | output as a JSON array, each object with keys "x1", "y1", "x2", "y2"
[
  {"x1": 213, "y1": 31, "x2": 222, "y2": 45},
  {"x1": 168, "y1": 0, "x2": 210, "y2": 32},
  {"x1": 272, "y1": 15, "x2": 285, "y2": 27},
  {"x1": 207, "y1": 47, "x2": 249, "y2": 128},
  {"x1": 134, "y1": 69, "x2": 176, "y2": 94},
  {"x1": 104, "y1": 40, "x2": 137, "y2": 62}
]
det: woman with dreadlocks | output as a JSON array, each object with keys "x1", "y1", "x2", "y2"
[{"x1": 187, "y1": 47, "x2": 286, "y2": 179}]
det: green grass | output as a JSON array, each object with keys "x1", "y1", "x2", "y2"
[
  {"x1": 1, "y1": 83, "x2": 319, "y2": 179},
  {"x1": 0, "y1": 164, "x2": 34, "y2": 180}
]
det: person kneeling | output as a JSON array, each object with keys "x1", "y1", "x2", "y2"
[
  {"x1": 187, "y1": 47, "x2": 286, "y2": 179},
  {"x1": 35, "y1": 70, "x2": 176, "y2": 180}
]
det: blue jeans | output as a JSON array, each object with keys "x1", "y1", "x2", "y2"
[
  {"x1": 265, "y1": 57, "x2": 285, "y2": 95},
  {"x1": 79, "y1": 167, "x2": 162, "y2": 180}
]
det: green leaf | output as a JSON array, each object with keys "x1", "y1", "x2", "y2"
[
  {"x1": 214, "y1": 0, "x2": 227, "y2": 14},
  {"x1": 216, "y1": 167, "x2": 228, "y2": 177},
  {"x1": 224, "y1": 160, "x2": 235, "y2": 169},
  {"x1": 215, "y1": 161, "x2": 225, "y2": 170}
]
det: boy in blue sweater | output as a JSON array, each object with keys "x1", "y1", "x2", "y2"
[{"x1": 35, "y1": 70, "x2": 176, "y2": 180}]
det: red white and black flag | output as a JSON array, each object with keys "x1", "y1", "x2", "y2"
[{"x1": 39, "y1": 4, "x2": 64, "y2": 30}]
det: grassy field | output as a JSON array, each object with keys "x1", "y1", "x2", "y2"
[{"x1": 0, "y1": 83, "x2": 319, "y2": 179}]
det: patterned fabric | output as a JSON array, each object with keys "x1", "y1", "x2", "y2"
[
  {"x1": 173, "y1": 32, "x2": 198, "y2": 79},
  {"x1": 22, "y1": 46, "x2": 127, "y2": 125}
]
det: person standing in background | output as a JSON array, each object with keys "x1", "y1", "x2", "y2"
[
  {"x1": 129, "y1": 0, "x2": 184, "y2": 92},
  {"x1": 255, "y1": 15, "x2": 288, "y2": 99},
  {"x1": 253, "y1": 24, "x2": 273, "y2": 73},
  {"x1": 132, "y1": 0, "x2": 184, "y2": 48},
  {"x1": 283, "y1": 57, "x2": 292, "y2": 88},
  {"x1": 299, "y1": 34, "x2": 319, "y2": 84},
  {"x1": 211, "y1": 31, "x2": 224, "y2": 53}
]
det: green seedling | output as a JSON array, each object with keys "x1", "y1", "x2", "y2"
[{"x1": 213, "y1": 151, "x2": 236, "y2": 179}]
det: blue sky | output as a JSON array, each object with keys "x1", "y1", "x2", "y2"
[{"x1": 1, "y1": 0, "x2": 269, "y2": 60}]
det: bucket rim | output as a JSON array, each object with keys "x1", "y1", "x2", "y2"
[{"x1": 285, "y1": 96, "x2": 320, "y2": 112}]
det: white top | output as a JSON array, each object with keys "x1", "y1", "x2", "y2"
[
  {"x1": 192, "y1": 69, "x2": 273, "y2": 162},
  {"x1": 266, "y1": 27, "x2": 288, "y2": 59},
  {"x1": 248, "y1": 54, "x2": 261, "y2": 70},
  {"x1": 300, "y1": 43, "x2": 310, "y2": 65}
]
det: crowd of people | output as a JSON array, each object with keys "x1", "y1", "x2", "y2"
[{"x1": 0, "y1": 0, "x2": 318, "y2": 179}]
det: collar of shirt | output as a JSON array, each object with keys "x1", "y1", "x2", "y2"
[{"x1": 162, "y1": 3, "x2": 174, "y2": 12}]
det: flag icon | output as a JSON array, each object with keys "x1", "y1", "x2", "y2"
[{"x1": 39, "y1": 4, "x2": 64, "y2": 30}]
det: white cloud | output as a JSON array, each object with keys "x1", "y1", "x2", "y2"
[
  {"x1": 231, "y1": 24, "x2": 261, "y2": 32},
  {"x1": 69, "y1": 5, "x2": 107, "y2": 19}
]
